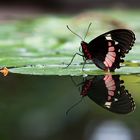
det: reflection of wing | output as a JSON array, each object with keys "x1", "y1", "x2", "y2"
[
  {"x1": 105, "y1": 88, "x2": 135, "y2": 114},
  {"x1": 88, "y1": 29, "x2": 135, "y2": 71},
  {"x1": 81, "y1": 74, "x2": 135, "y2": 114}
]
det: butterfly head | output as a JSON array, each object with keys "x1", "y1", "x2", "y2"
[
  {"x1": 81, "y1": 41, "x2": 89, "y2": 53},
  {"x1": 81, "y1": 41, "x2": 88, "y2": 48}
]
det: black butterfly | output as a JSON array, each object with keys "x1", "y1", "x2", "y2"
[
  {"x1": 66, "y1": 23, "x2": 135, "y2": 71},
  {"x1": 80, "y1": 74, "x2": 135, "y2": 114}
]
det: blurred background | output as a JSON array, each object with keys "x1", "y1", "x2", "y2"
[
  {"x1": 0, "y1": 0, "x2": 140, "y2": 20},
  {"x1": 0, "y1": 1, "x2": 140, "y2": 140}
]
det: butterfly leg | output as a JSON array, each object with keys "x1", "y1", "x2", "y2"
[
  {"x1": 82, "y1": 59, "x2": 87, "y2": 72},
  {"x1": 64, "y1": 53, "x2": 83, "y2": 68},
  {"x1": 79, "y1": 46, "x2": 83, "y2": 53},
  {"x1": 70, "y1": 76, "x2": 78, "y2": 87}
]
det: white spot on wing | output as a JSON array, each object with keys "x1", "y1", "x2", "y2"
[
  {"x1": 115, "y1": 41, "x2": 119, "y2": 45},
  {"x1": 105, "y1": 102, "x2": 112, "y2": 108},
  {"x1": 114, "y1": 98, "x2": 118, "y2": 101},
  {"x1": 105, "y1": 34, "x2": 112, "y2": 40}
]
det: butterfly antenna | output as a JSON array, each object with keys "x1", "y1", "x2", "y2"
[
  {"x1": 84, "y1": 22, "x2": 92, "y2": 41},
  {"x1": 66, "y1": 97, "x2": 83, "y2": 116},
  {"x1": 67, "y1": 25, "x2": 83, "y2": 41}
]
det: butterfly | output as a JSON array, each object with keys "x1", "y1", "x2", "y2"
[
  {"x1": 80, "y1": 74, "x2": 135, "y2": 114},
  {"x1": 66, "y1": 23, "x2": 135, "y2": 71}
]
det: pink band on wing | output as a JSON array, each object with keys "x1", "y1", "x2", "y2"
[
  {"x1": 108, "y1": 85, "x2": 116, "y2": 90},
  {"x1": 106, "y1": 81, "x2": 115, "y2": 88},
  {"x1": 104, "y1": 74, "x2": 112, "y2": 81},
  {"x1": 108, "y1": 91, "x2": 115, "y2": 96},
  {"x1": 106, "y1": 54, "x2": 115, "y2": 62},
  {"x1": 108, "y1": 52, "x2": 116, "y2": 57},
  {"x1": 108, "y1": 96, "x2": 112, "y2": 101},
  {"x1": 108, "y1": 47, "x2": 115, "y2": 51},
  {"x1": 105, "y1": 58, "x2": 113, "y2": 67},
  {"x1": 108, "y1": 42, "x2": 112, "y2": 46}
]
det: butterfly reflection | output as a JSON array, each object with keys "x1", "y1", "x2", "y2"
[{"x1": 67, "y1": 74, "x2": 135, "y2": 115}]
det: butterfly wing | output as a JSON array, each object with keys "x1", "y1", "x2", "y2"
[
  {"x1": 103, "y1": 75, "x2": 135, "y2": 114},
  {"x1": 87, "y1": 75, "x2": 135, "y2": 114},
  {"x1": 107, "y1": 88, "x2": 135, "y2": 114},
  {"x1": 88, "y1": 29, "x2": 135, "y2": 71}
]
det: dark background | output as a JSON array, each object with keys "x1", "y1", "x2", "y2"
[{"x1": 0, "y1": 0, "x2": 139, "y2": 13}]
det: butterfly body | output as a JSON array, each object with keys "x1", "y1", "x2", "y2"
[
  {"x1": 81, "y1": 41, "x2": 93, "y2": 60},
  {"x1": 80, "y1": 78, "x2": 92, "y2": 96}
]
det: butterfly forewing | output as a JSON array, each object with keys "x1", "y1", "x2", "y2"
[{"x1": 105, "y1": 29, "x2": 135, "y2": 53}]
